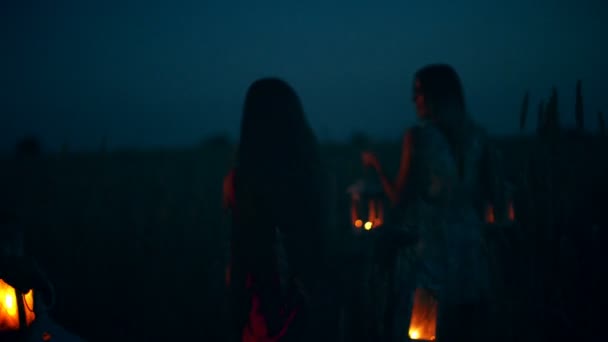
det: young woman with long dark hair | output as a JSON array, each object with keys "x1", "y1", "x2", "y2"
[
  {"x1": 223, "y1": 78, "x2": 333, "y2": 342},
  {"x1": 362, "y1": 64, "x2": 507, "y2": 341}
]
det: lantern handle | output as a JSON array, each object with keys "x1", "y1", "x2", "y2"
[
  {"x1": 0, "y1": 256, "x2": 56, "y2": 313},
  {"x1": 35, "y1": 260, "x2": 56, "y2": 312}
]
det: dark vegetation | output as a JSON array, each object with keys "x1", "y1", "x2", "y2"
[
  {"x1": 14, "y1": 136, "x2": 42, "y2": 160},
  {"x1": 1, "y1": 81, "x2": 606, "y2": 341}
]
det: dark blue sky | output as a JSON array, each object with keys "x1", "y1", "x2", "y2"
[{"x1": 1, "y1": 0, "x2": 606, "y2": 151}]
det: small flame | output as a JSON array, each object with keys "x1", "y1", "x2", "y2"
[
  {"x1": 364, "y1": 221, "x2": 373, "y2": 230},
  {"x1": 508, "y1": 201, "x2": 515, "y2": 221},
  {"x1": 4, "y1": 293, "x2": 15, "y2": 315},
  {"x1": 410, "y1": 330, "x2": 420, "y2": 339},
  {"x1": 354, "y1": 219, "x2": 363, "y2": 228},
  {"x1": 485, "y1": 205, "x2": 495, "y2": 224},
  {"x1": 375, "y1": 201, "x2": 384, "y2": 227}
]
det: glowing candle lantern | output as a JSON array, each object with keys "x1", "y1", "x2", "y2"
[
  {"x1": 347, "y1": 180, "x2": 386, "y2": 231},
  {"x1": 485, "y1": 200, "x2": 516, "y2": 224},
  {"x1": 408, "y1": 287, "x2": 438, "y2": 341},
  {"x1": 0, "y1": 278, "x2": 35, "y2": 332},
  {"x1": 1, "y1": 211, "x2": 37, "y2": 334}
]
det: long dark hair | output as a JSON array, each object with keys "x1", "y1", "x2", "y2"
[
  {"x1": 232, "y1": 77, "x2": 328, "y2": 297},
  {"x1": 413, "y1": 64, "x2": 477, "y2": 179},
  {"x1": 413, "y1": 64, "x2": 507, "y2": 217}
]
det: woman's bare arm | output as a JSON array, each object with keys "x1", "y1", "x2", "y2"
[{"x1": 376, "y1": 131, "x2": 414, "y2": 206}]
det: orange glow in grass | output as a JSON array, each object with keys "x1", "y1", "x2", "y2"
[{"x1": 408, "y1": 288, "x2": 437, "y2": 341}]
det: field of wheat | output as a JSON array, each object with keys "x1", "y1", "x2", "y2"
[{"x1": 0, "y1": 134, "x2": 605, "y2": 342}]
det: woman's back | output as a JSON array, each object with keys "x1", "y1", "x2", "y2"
[
  {"x1": 228, "y1": 78, "x2": 334, "y2": 342},
  {"x1": 400, "y1": 121, "x2": 489, "y2": 301},
  {"x1": 401, "y1": 121, "x2": 487, "y2": 215},
  {"x1": 373, "y1": 64, "x2": 498, "y2": 341}
]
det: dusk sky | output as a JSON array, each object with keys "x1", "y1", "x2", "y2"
[{"x1": 1, "y1": 0, "x2": 606, "y2": 151}]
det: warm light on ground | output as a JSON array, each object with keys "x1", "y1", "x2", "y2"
[
  {"x1": 409, "y1": 329, "x2": 435, "y2": 341},
  {"x1": 408, "y1": 287, "x2": 437, "y2": 341}
]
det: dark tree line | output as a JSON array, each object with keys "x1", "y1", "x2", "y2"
[
  {"x1": 575, "y1": 80, "x2": 584, "y2": 131},
  {"x1": 519, "y1": 91, "x2": 529, "y2": 131},
  {"x1": 599, "y1": 111, "x2": 605, "y2": 136},
  {"x1": 15, "y1": 136, "x2": 42, "y2": 159}
]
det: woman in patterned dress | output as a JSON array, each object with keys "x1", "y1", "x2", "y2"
[{"x1": 362, "y1": 64, "x2": 508, "y2": 341}]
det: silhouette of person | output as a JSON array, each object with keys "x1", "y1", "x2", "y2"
[
  {"x1": 223, "y1": 78, "x2": 333, "y2": 342},
  {"x1": 362, "y1": 64, "x2": 503, "y2": 341}
]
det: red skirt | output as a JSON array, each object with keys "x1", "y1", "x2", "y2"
[{"x1": 241, "y1": 272, "x2": 298, "y2": 342}]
